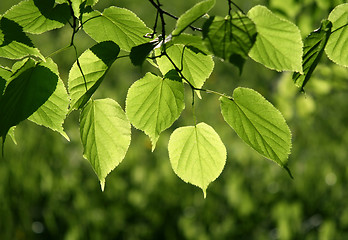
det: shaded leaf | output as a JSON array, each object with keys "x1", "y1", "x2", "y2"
[
  {"x1": 0, "y1": 67, "x2": 11, "y2": 95},
  {"x1": 0, "y1": 59, "x2": 58, "y2": 139},
  {"x1": 68, "y1": 41, "x2": 120, "y2": 111},
  {"x1": 220, "y1": 88, "x2": 292, "y2": 174},
  {"x1": 126, "y1": 72, "x2": 185, "y2": 150},
  {"x1": 4, "y1": 0, "x2": 70, "y2": 34},
  {"x1": 28, "y1": 58, "x2": 70, "y2": 140},
  {"x1": 202, "y1": 13, "x2": 257, "y2": 72},
  {"x1": 247, "y1": 5, "x2": 303, "y2": 72},
  {"x1": 172, "y1": 0, "x2": 215, "y2": 36},
  {"x1": 325, "y1": 3, "x2": 348, "y2": 67},
  {"x1": 82, "y1": 7, "x2": 151, "y2": 51},
  {"x1": 168, "y1": 122, "x2": 226, "y2": 197},
  {"x1": 130, "y1": 41, "x2": 158, "y2": 66},
  {"x1": 80, "y1": 98, "x2": 131, "y2": 191},
  {"x1": 293, "y1": 20, "x2": 332, "y2": 91},
  {"x1": 0, "y1": 17, "x2": 44, "y2": 60}
]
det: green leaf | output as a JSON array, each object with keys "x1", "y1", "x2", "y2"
[
  {"x1": 168, "y1": 122, "x2": 226, "y2": 197},
  {"x1": 325, "y1": 3, "x2": 348, "y2": 67},
  {"x1": 0, "y1": 59, "x2": 59, "y2": 139},
  {"x1": 28, "y1": 59, "x2": 70, "y2": 140},
  {"x1": 247, "y1": 5, "x2": 303, "y2": 72},
  {"x1": 126, "y1": 72, "x2": 185, "y2": 150},
  {"x1": 202, "y1": 13, "x2": 257, "y2": 72},
  {"x1": 293, "y1": 20, "x2": 332, "y2": 91},
  {"x1": 0, "y1": 17, "x2": 44, "y2": 60},
  {"x1": 130, "y1": 41, "x2": 158, "y2": 66},
  {"x1": 82, "y1": 7, "x2": 151, "y2": 51},
  {"x1": 220, "y1": 88, "x2": 292, "y2": 172},
  {"x1": 80, "y1": 98, "x2": 131, "y2": 191},
  {"x1": 172, "y1": 0, "x2": 215, "y2": 36},
  {"x1": 68, "y1": 41, "x2": 120, "y2": 111},
  {"x1": 0, "y1": 67, "x2": 11, "y2": 95},
  {"x1": 4, "y1": 0, "x2": 70, "y2": 34},
  {"x1": 156, "y1": 44, "x2": 214, "y2": 90},
  {"x1": 167, "y1": 34, "x2": 210, "y2": 54},
  {"x1": 8, "y1": 126, "x2": 17, "y2": 145}
]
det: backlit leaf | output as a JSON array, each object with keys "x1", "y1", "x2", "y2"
[
  {"x1": 168, "y1": 122, "x2": 226, "y2": 197},
  {"x1": 82, "y1": 7, "x2": 151, "y2": 51},
  {"x1": 220, "y1": 88, "x2": 292, "y2": 174},
  {"x1": 247, "y1": 5, "x2": 303, "y2": 72},
  {"x1": 202, "y1": 13, "x2": 257, "y2": 72},
  {"x1": 126, "y1": 72, "x2": 185, "y2": 150},
  {"x1": 172, "y1": 0, "x2": 215, "y2": 36},
  {"x1": 325, "y1": 3, "x2": 348, "y2": 67},
  {"x1": 0, "y1": 59, "x2": 58, "y2": 139},
  {"x1": 4, "y1": 0, "x2": 70, "y2": 34},
  {"x1": 28, "y1": 59, "x2": 70, "y2": 140},
  {"x1": 80, "y1": 98, "x2": 131, "y2": 191},
  {"x1": 293, "y1": 20, "x2": 332, "y2": 91},
  {"x1": 68, "y1": 41, "x2": 120, "y2": 111}
]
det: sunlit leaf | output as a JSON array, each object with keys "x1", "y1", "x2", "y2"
[
  {"x1": 0, "y1": 67, "x2": 11, "y2": 95},
  {"x1": 80, "y1": 98, "x2": 131, "y2": 191},
  {"x1": 68, "y1": 41, "x2": 120, "y2": 111},
  {"x1": 293, "y1": 20, "x2": 332, "y2": 91},
  {"x1": 168, "y1": 122, "x2": 226, "y2": 197},
  {"x1": 172, "y1": 0, "x2": 215, "y2": 36},
  {"x1": 28, "y1": 59, "x2": 70, "y2": 140},
  {"x1": 247, "y1": 5, "x2": 303, "y2": 72},
  {"x1": 0, "y1": 17, "x2": 44, "y2": 60},
  {"x1": 4, "y1": 0, "x2": 70, "y2": 34},
  {"x1": 82, "y1": 7, "x2": 151, "y2": 51},
  {"x1": 126, "y1": 72, "x2": 185, "y2": 150},
  {"x1": 325, "y1": 3, "x2": 348, "y2": 67},
  {"x1": 202, "y1": 13, "x2": 257, "y2": 72},
  {"x1": 0, "y1": 59, "x2": 58, "y2": 139},
  {"x1": 156, "y1": 44, "x2": 214, "y2": 90},
  {"x1": 167, "y1": 34, "x2": 210, "y2": 54},
  {"x1": 220, "y1": 88, "x2": 292, "y2": 175}
]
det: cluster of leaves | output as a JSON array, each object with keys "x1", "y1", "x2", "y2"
[{"x1": 0, "y1": 0, "x2": 347, "y2": 196}]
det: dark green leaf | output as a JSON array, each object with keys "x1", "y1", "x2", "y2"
[
  {"x1": 68, "y1": 41, "x2": 120, "y2": 111},
  {"x1": 0, "y1": 67, "x2": 11, "y2": 95},
  {"x1": 4, "y1": 0, "x2": 70, "y2": 34},
  {"x1": 202, "y1": 13, "x2": 257, "y2": 72},
  {"x1": 293, "y1": 20, "x2": 332, "y2": 91},
  {"x1": 0, "y1": 59, "x2": 59, "y2": 139},
  {"x1": 130, "y1": 41, "x2": 158, "y2": 66}
]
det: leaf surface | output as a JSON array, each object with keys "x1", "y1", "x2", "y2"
[
  {"x1": 0, "y1": 59, "x2": 58, "y2": 139},
  {"x1": 202, "y1": 13, "x2": 257, "y2": 72},
  {"x1": 325, "y1": 3, "x2": 348, "y2": 67},
  {"x1": 293, "y1": 20, "x2": 332, "y2": 91},
  {"x1": 168, "y1": 122, "x2": 226, "y2": 197},
  {"x1": 172, "y1": 0, "x2": 215, "y2": 36},
  {"x1": 80, "y1": 98, "x2": 131, "y2": 190},
  {"x1": 68, "y1": 41, "x2": 119, "y2": 111},
  {"x1": 82, "y1": 7, "x2": 151, "y2": 51},
  {"x1": 4, "y1": 0, "x2": 70, "y2": 34},
  {"x1": 28, "y1": 59, "x2": 70, "y2": 140},
  {"x1": 247, "y1": 5, "x2": 303, "y2": 72},
  {"x1": 220, "y1": 88, "x2": 292, "y2": 171},
  {"x1": 126, "y1": 72, "x2": 185, "y2": 150},
  {"x1": 130, "y1": 41, "x2": 158, "y2": 66}
]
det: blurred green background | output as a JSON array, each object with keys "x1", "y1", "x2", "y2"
[{"x1": 1, "y1": 0, "x2": 348, "y2": 239}]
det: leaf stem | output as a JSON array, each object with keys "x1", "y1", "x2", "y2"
[
  {"x1": 46, "y1": 45, "x2": 73, "y2": 58},
  {"x1": 331, "y1": 22, "x2": 348, "y2": 34}
]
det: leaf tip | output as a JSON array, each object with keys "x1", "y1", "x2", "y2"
[{"x1": 100, "y1": 179, "x2": 105, "y2": 191}]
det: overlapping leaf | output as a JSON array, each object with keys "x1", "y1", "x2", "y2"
[
  {"x1": 172, "y1": 0, "x2": 215, "y2": 36},
  {"x1": 71, "y1": 0, "x2": 99, "y2": 18},
  {"x1": 126, "y1": 72, "x2": 185, "y2": 150},
  {"x1": 247, "y1": 5, "x2": 303, "y2": 72},
  {"x1": 0, "y1": 59, "x2": 58, "y2": 139},
  {"x1": 168, "y1": 122, "x2": 226, "y2": 197},
  {"x1": 220, "y1": 88, "x2": 292, "y2": 174},
  {"x1": 0, "y1": 67, "x2": 11, "y2": 95},
  {"x1": 202, "y1": 13, "x2": 257, "y2": 72},
  {"x1": 293, "y1": 20, "x2": 332, "y2": 91},
  {"x1": 80, "y1": 98, "x2": 131, "y2": 191},
  {"x1": 0, "y1": 17, "x2": 44, "y2": 60},
  {"x1": 325, "y1": 3, "x2": 348, "y2": 67},
  {"x1": 68, "y1": 41, "x2": 120, "y2": 111},
  {"x1": 130, "y1": 41, "x2": 159, "y2": 66},
  {"x1": 4, "y1": 0, "x2": 70, "y2": 34},
  {"x1": 28, "y1": 59, "x2": 70, "y2": 140},
  {"x1": 82, "y1": 7, "x2": 151, "y2": 51},
  {"x1": 167, "y1": 34, "x2": 210, "y2": 54},
  {"x1": 156, "y1": 44, "x2": 214, "y2": 90}
]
